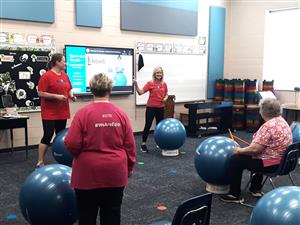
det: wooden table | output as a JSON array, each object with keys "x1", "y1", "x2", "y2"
[{"x1": 0, "y1": 116, "x2": 29, "y2": 159}]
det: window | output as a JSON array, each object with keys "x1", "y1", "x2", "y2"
[{"x1": 263, "y1": 8, "x2": 300, "y2": 90}]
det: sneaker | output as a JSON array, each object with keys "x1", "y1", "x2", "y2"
[
  {"x1": 248, "y1": 189, "x2": 264, "y2": 198},
  {"x1": 220, "y1": 194, "x2": 244, "y2": 203},
  {"x1": 140, "y1": 145, "x2": 148, "y2": 153},
  {"x1": 35, "y1": 162, "x2": 45, "y2": 169}
]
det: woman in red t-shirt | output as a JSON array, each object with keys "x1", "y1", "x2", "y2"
[
  {"x1": 133, "y1": 66, "x2": 168, "y2": 153},
  {"x1": 64, "y1": 73, "x2": 136, "y2": 225},
  {"x1": 36, "y1": 53, "x2": 76, "y2": 167}
]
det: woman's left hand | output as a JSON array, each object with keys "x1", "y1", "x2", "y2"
[
  {"x1": 70, "y1": 95, "x2": 77, "y2": 102},
  {"x1": 128, "y1": 171, "x2": 133, "y2": 178},
  {"x1": 233, "y1": 147, "x2": 241, "y2": 154}
]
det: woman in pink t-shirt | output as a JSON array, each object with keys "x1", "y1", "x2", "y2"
[
  {"x1": 221, "y1": 98, "x2": 292, "y2": 203},
  {"x1": 133, "y1": 66, "x2": 168, "y2": 153}
]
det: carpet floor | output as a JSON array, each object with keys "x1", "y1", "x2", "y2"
[{"x1": 0, "y1": 130, "x2": 299, "y2": 225}]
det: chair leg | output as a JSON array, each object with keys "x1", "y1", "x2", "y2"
[
  {"x1": 240, "y1": 202, "x2": 255, "y2": 208},
  {"x1": 288, "y1": 173, "x2": 296, "y2": 186},
  {"x1": 261, "y1": 176, "x2": 269, "y2": 188},
  {"x1": 240, "y1": 172, "x2": 257, "y2": 208},
  {"x1": 269, "y1": 178, "x2": 276, "y2": 189}
]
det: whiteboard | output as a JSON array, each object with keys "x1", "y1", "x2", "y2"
[{"x1": 135, "y1": 53, "x2": 207, "y2": 105}]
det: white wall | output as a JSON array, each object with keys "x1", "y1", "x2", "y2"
[
  {"x1": 224, "y1": 0, "x2": 300, "y2": 102},
  {"x1": 0, "y1": 0, "x2": 227, "y2": 149}
]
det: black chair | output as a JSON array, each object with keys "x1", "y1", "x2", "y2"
[
  {"x1": 244, "y1": 142, "x2": 300, "y2": 191},
  {"x1": 148, "y1": 193, "x2": 212, "y2": 225}
]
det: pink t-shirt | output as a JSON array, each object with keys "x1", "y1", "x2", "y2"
[
  {"x1": 143, "y1": 81, "x2": 168, "y2": 108},
  {"x1": 252, "y1": 116, "x2": 292, "y2": 167}
]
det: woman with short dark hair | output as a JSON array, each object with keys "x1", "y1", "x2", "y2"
[{"x1": 36, "y1": 53, "x2": 76, "y2": 167}]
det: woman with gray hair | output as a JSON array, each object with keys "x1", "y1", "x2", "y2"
[
  {"x1": 221, "y1": 98, "x2": 292, "y2": 203},
  {"x1": 64, "y1": 73, "x2": 136, "y2": 225}
]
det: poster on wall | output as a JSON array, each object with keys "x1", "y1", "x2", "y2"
[
  {"x1": 0, "y1": 32, "x2": 9, "y2": 44},
  {"x1": 0, "y1": 49, "x2": 51, "y2": 108}
]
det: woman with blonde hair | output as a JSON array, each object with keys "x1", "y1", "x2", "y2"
[
  {"x1": 64, "y1": 73, "x2": 136, "y2": 225},
  {"x1": 133, "y1": 66, "x2": 168, "y2": 152}
]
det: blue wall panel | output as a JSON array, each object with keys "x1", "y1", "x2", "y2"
[
  {"x1": 127, "y1": 0, "x2": 198, "y2": 11},
  {"x1": 207, "y1": 6, "x2": 226, "y2": 99},
  {"x1": 76, "y1": 0, "x2": 102, "y2": 28},
  {"x1": 0, "y1": 0, "x2": 54, "y2": 23},
  {"x1": 121, "y1": 0, "x2": 198, "y2": 36}
]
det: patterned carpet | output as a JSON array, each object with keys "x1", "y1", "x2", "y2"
[{"x1": 0, "y1": 130, "x2": 299, "y2": 225}]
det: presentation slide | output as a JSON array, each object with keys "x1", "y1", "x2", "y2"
[{"x1": 65, "y1": 45, "x2": 134, "y2": 95}]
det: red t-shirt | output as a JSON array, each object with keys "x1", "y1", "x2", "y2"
[
  {"x1": 143, "y1": 81, "x2": 168, "y2": 108},
  {"x1": 64, "y1": 102, "x2": 136, "y2": 189},
  {"x1": 252, "y1": 116, "x2": 292, "y2": 167},
  {"x1": 38, "y1": 70, "x2": 72, "y2": 120}
]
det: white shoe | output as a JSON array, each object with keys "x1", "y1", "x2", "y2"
[
  {"x1": 248, "y1": 190, "x2": 264, "y2": 198},
  {"x1": 161, "y1": 149, "x2": 179, "y2": 157}
]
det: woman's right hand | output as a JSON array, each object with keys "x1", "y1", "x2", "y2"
[
  {"x1": 132, "y1": 79, "x2": 137, "y2": 85},
  {"x1": 56, "y1": 94, "x2": 67, "y2": 101}
]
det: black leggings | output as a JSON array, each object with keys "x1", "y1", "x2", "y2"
[
  {"x1": 229, "y1": 154, "x2": 278, "y2": 197},
  {"x1": 142, "y1": 107, "x2": 164, "y2": 142},
  {"x1": 40, "y1": 120, "x2": 67, "y2": 145},
  {"x1": 75, "y1": 187, "x2": 125, "y2": 225}
]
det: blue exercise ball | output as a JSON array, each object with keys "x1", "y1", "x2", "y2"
[
  {"x1": 291, "y1": 123, "x2": 300, "y2": 143},
  {"x1": 154, "y1": 118, "x2": 186, "y2": 150},
  {"x1": 250, "y1": 186, "x2": 300, "y2": 225},
  {"x1": 52, "y1": 128, "x2": 73, "y2": 167},
  {"x1": 194, "y1": 136, "x2": 238, "y2": 185},
  {"x1": 19, "y1": 164, "x2": 78, "y2": 225}
]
